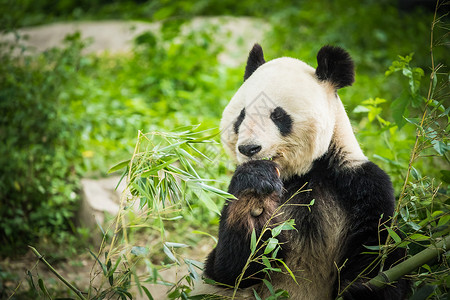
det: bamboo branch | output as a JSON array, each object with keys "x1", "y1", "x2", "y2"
[
  {"x1": 370, "y1": 235, "x2": 450, "y2": 288},
  {"x1": 28, "y1": 246, "x2": 88, "y2": 300},
  {"x1": 336, "y1": 235, "x2": 450, "y2": 300}
]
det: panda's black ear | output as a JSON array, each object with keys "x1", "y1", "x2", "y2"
[
  {"x1": 315, "y1": 45, "x2": 355, "y2": 89},
  {"x1": 244, "y1": 43, "x2": 265, "y2": 81}
]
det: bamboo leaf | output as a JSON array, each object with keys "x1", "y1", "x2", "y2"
[
  {"x1": 438, "y1": 215, "x2": 450, "y2": 228},
  {"x1": 192, "y1": 230, "x2": 218, "y2": 244},
  {"x1": 89, "y1": 249, "x2": 107, "y2": 276},
  {"x1": 253, "y1": 289, "x2": 263, "y2": 300},
  {"x1": 432, "y1": 141, "x2": 450, "y2": 155},
  {"x1": 262, "y1": 279, "x2": 275, "y2": 295},
  {"x1": 386, "y1": 227, "x2": 402, "y2": 244},
  {"x1": 272, "y1": 220, "x2": 296, "y2": 237},
  {"x1": 131, "y1": 246, "x2": 149, "y2": 256},
  {"x1": 410, "y1": 167, "x2": 421, "y2": 180},
  {"x1": 140, "y1": 158, "x2": 178, "y2": 177},
  {"x1": 390, "y1": 91, "x2": 410, "y2": 128},
  {"x1": 38, "y1": 278, "x2": 51, "y2": 299},
  {"x1": 277, "y1": 259, "x2": 299, "y2": 285},
  {"x1": 409, "y1": 233, "x2": 430, "y2": 242},
  {"x1": 163, "y1": 244, "x2": 180, "y2": 265},
  {"x1": 363, "y1": 244, "x2": 381, "y2": 251},
  {"x1": 250, "y1": 229, "x2": 257, "y2": 253},
  {"x1": 108, "y1": 160, "x2": 131, "y2": 174},
  {"x1": 264, "y1": 238, "x2": 278, "y2": 254},
  {"x1": 194, "y1": 189, "x2": 221, "y2": 215},
  {"x1": 165, "y1": 242, "x2": 188, "y2": 248},
  {"x1": 141, "y1": 286, "x2": 154, "y2": 300}
]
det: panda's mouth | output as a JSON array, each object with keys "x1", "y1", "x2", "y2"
[{"x1": 250, "y1": 152, "x2": 283, "y2": 162}]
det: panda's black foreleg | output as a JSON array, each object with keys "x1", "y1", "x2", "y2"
[
  {"x1": 203, "y1": 160, "x2": 284, "y2": 289},
  {"x1": 203, "y1": 215, "x2": 268, "y2": 288}
]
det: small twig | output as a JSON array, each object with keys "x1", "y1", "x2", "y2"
[{"x1": 28, "y1": 246, "x2": 87, "y2": 300}]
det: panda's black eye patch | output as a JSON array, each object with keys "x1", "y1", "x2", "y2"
[
  {"x1": 270, "y1": 107, "x2": 292, "y2": 136},
  {"x1": 234, "y1": 108, "x2": 245, "y2": 134}
]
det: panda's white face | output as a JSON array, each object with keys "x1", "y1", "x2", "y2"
[{"x1": 220, "y1": 57, "x2": 338, "y2": 178}]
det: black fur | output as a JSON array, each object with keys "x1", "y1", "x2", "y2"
[
  {"x1": 244, "y1": 43, "x2": 265, "y2": 81},
  {"x1": 316, "y1": 45, "x2": 355, "y2": 89},
  {"x1": 270, "y1": 106, "x2": 293, "y2": 136},
  {"x1": 228, "y1": 160, "x2": 282, "y2": 197},
  {"x1": 203, "y1": 45, "x2": 408, "y2": 299},
  {"x1": 204, "y1": 160, "x2": 283, "y2": 288},
  {"x1": 203, "y1": 146, "x2": 409, "y2": 298},
  {"x1": 233, "y1": 108, "x2": 245, "y2": 134}
]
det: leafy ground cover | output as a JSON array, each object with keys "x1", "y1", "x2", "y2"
[{"x1": 0, "y1": 0, "x2": 448, "y2": 299}]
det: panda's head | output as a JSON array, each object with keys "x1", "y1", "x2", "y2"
[{"x1": 220, "y1": 44, "x2": 366, "y2": 179}]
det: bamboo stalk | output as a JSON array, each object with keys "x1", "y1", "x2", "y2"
[
  {"x1": 370, "y1": 235, "x2": 450, "y2": 288},
  {"x1": 336, "y1": 235, "x2": 450, "y2": 300},
  {"x1": 28, "y1": 246, "x2": 87, "y2": 300}
]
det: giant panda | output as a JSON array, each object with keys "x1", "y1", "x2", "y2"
[{"x1": 193, "y1": 44, "x2": 409, "y2": 299}]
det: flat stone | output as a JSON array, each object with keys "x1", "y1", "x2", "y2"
[{"x1": 78, "y1": 176, "x2": 127, "y2": 229}]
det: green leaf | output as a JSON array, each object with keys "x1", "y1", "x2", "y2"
[
  {"x1": 432, "y1": 141, "x2": 450, "y2": 155},
  {"x1": 410, "y1": 167, "x2": 421, "y2": 180},
  {"x1": 194, "y1": 190, "x2": 221, "y2": 215},
  {"x1": 109, "y1": 273, "x2": 114, "y2": 286},
  {"x1": 262, "y1": 256, "x2": 271, "y2": 269},
  {"x1": 89, "y1": 249, "x2": 107, "y2": 275},
  {"x1": 276, "y1": 259, "x2": 299, "y2": 285},
  {"x1": 373, "y1": 154, "x2": 403, "y2": 168},
  {"x1": 272, "y1": 224, "x2": 283, "y2": 238},
  {"x1": 38, "y1": 278, "x2": 51, "y2": 299},
  {"x1": 353, "y1": 105, "x2": 370, "y2": 113},
  {"x1": 262, "y1": 279, "x2": 275, "y2": 295},
  {"x1": 390, "y1": 91, "x2": 410, "y2": 128},
  {"x1": 441, "y1": 170, "x2": 450, "y2": 184},
  {"x1": 108, "y1": 160, "x2": 131, "y2": 174},
  {"x1": 264, "y1": 238, "x2": 278, "y2": 254},
  {"x1": 386, "y1": 227, "x2": 402, "y2": 244},
  {"x1": 192, "y1": 230, "x2": 218, "y2": 244},
  {"x1": 438, "y1": 215, "x2": 450, "y2": 228},
  {"x1": 409, "y1": 284, "x2": 437, "y2": 300},
  {"x1": 26, "y1": 271, "x2": 36, "y2": 291},
  {"x1": 141, "y1": 158, "x2": 179, "y2": 177},
  {"x1": 404, "y1": 117, "x2": 421, "y2": 128},
  {"x1": 165, "y1": 242, "x2": 188, "y2": 248},
  {"x1": 253, "y1": 289, "x2": 263, "y2": 300},
  {"x1": 363, "y1": 244, "x2": 381, "y2": 251},
  {"x1": 163, "y1": 244, "x2": 180, "y2": 265},
  {"x1": 409, "y1": 233, "x2": 430, "y2": 242},
  {"x1": 131, "y1": 246, "x2": 149, "y2": 256},
  {"x1": 250, "y1": 229, "x2": 257, "y2": 253},
  {"x1": 272, "y1": 220, "x2": 296, "y2": 237},
  {"x1": 141, "y1": 286, "x2": 154, "y2": 300}
]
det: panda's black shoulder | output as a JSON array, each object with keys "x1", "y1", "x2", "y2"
[
  {"x1": 332, "y1": 161, "x2": 395, "y2": 216},
  {"x1": 298, "y1": 156, "x2": 395, "y2": 217}
]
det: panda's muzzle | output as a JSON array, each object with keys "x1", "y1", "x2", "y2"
[{"x1": 238, "y1": 144, "x2": 262, "y2": 157}]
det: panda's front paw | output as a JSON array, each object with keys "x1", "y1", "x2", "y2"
[
  {"x1": 225, "y1": 160, "x2": 283, "y2": 232},
  {"x1": 228, "y1": 160, "x2": 282, "y2": 197}
]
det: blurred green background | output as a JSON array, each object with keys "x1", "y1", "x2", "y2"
[{"x1": 0, "y1": 0, "x2": 448, "y2": 299}]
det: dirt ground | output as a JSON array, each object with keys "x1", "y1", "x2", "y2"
[
  {"x1": 0, "y1": 17, "x2": 269, "y2": 66},
  {"x1": 0, "y1": 17, "x2": 269, "y2": 300},
  {"x1": 1, "y1": 238, "x2": 216, "y2": 299}
]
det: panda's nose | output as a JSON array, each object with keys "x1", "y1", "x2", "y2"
[{"x1": 238, "y1": 144, "x2": 262, "y2": 157}]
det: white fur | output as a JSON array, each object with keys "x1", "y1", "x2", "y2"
[{"x1": 220, "y1": 57, "x2": 367, "y2": 179}]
